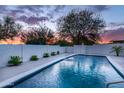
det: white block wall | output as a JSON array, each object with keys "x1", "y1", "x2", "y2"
[
  {"x1": 65, "y1": 47, "x2": 74, "y2": 53},
  {"x1": 0, "y1": 44, "x2": 124, "y2": 68},
  {"x1": 73, "y1": 45, "x2": 86, "y2": 54},
  {"x1": 0, "y1": 45, "x2": 65, "y2": 68},
  {"x1": 0, "y1": 45, "x2": 22, "y2": 67},
  {"x1": 86, "y1": 44, "x2": 111, "y2": 56},
  {"x1": 72, "y1": 44, "x2": 124, "y2": 56}
]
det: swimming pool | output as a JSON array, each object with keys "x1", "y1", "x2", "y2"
[{"x1": 13, "y1": 55, "x2": 124, "y2": 88}]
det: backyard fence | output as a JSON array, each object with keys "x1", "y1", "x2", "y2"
[
  {"x1": 0, "y1": 44, "x2": 124, "y2": 68},
  {"x1": 72, "y1": 44, "x2": 124, "y2": 56},
  {"x1": 0, "y1": 45, "x2": 65, "y2": 68}
]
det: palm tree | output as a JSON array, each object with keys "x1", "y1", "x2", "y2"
[{"x1": 111, "y1": 46, "x2": 123, "y2": 56}]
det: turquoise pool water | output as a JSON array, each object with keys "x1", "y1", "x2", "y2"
[{"x1": 14, "y1": 55, "x2": 123, "y2": 88}]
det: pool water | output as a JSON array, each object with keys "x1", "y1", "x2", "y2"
[{"x1": 14, "y1": 55, "x2": 124, "y2": 88}]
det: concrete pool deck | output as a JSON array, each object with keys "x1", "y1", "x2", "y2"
[
  {"x1": 0, "y1": 53, "x2": 124, "y2": 88},
  {"x1": 0, "y1": 53, "x2": 76, "y2": 87},
  {"x1": 107, "y1": 56, "x2": 124, "y2": 76},
  {"x1": 106, "y1": 56, "x2": 124, "y2": 87}
]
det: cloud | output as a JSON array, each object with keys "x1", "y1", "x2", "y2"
[
  {"x1": 0, "y1": 5, "x2": 52, "y2": 24},
  {"x1": 46, "y1": 13, "x2": 54, "y2": 19},
  {"x1": 105, "y1": 22, "x2": 124, "y2": 30},
  {"x1": 17, "y1": 5, "x2": 44, "y2": 13},
  {"x1": 101, "y1": 27, "x2": 124, "y2": 42},
  {"x1": 89, "y1": 5, "x2": 110, "y2": 12},
  {"x1": 0, "y1": 5, "x2": 8, "y2": 13},
  {"x1": 17, "y1": 15, "x2": 49, "y2": 25},
  {"x1": 109, "y1": 22, "x2": 124, "y2": 26},
  {"x1": 16, "y1": 5, "x2": 62, "y2": 20},
  {"x1": 54, "y1": 5, "x2": 66, "y2": 12},
  {"x1": 46, "y1": 5, "x2": 66, "y2": 23},
  {"x1": 0, "y1": 5, "x2": 65, "y2": 20},
  {"x1": 11, "y1": 9, "x2": 25, "y2": 14},
  {"x1": 7, "y1": 10, "x2": 25, "y2": 18},
  {"x1": 0, "y1": 5, "x2": 25, "y2": 17}
]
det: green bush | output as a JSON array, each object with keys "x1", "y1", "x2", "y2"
[
  {"x1": 51, "y1": 52, "x2": 56, "y2": 56},
  {"x1": 8, "y1": 56, "x2": 22, "y2": 66},
  {"x1": 57, "y1": 51, "x2": 60, "y2": 55},
  {"x1": 43, "y1": 53, "x2": 50, "y2": 58},
  {"x1": 110, "y1": 46, "x2": 123, "y2": 56},
  {"x1": 30, "y1": 55, "x2": 39, "y2": 61}
]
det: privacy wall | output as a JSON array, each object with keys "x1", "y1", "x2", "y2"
[
  {"x1": 0, "y1": 45, "x2": 65, "y2": 68},
  {"x1": 0, "y1": 44, "x2": 124, "y2": 68},
  {"x1": 73, "y1": 44, "x2": 124, "y2": 56}
]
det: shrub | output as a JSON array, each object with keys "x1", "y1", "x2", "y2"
[
  {"x1": 51, "y1": 52, "x2": 56, "y2": 56},
  {"x1": 57, "y1": 51, "x2": 60, "y2": 55},
  {"x1": 8, "y1": 56, "x2": 22, "y2": 66},
  {"x1": 30, "y1": 55, "x2": 39, "y2": 61},
  {"x1": 110, "y1": 46, "x2": 123, "y2": 56},
  {"x1": 43, "y1": 53, "x2": 50, "y2": 58}
]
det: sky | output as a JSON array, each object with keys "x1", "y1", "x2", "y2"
[{"x1": 0, "y1": 5, "x2": 124, "y2": 43}]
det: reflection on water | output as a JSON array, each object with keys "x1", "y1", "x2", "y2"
[{"x1": 14, "y1": 55, "x2": 123, "y2": 88}]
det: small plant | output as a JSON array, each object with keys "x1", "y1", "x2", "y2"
[
  {"x1": 43, "y1": 53, "x2": 50, "y2": 58},
  {"x1": 30, "y1": 55, "x2": 39, "y2": 61},
  {"x1": 51, "y1": 52, "x2": 56, "y2": 56},
  {"x1": 57, "y1": 51, "x2": 60, "y2": 55},
  {"x1": 8, "y1": 56, "x2": 22, "y2": 66},
  {"x1": 110, "y1": 46, "x2": 123, "y2": 56}
]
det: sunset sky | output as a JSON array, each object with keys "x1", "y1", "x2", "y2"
[{"x1": 0, "y1": 5, "x2": 124, "y2": 43}]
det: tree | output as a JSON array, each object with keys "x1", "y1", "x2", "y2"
[
  {"x1": 55, "y1": 40, "x2": 73, "y2": 46},
  {"x1": 0, "y1": 16, "x2": 22, "y2": 40},
  {"x1": 57, "y1": 9, "x2": 105, "y2": 45},
  {"x1": 21, "y1": 26, "x2": 54, "y2": 45},
  {"x1": 111, "y1": 46, "x2": 123, "y2": 56}
]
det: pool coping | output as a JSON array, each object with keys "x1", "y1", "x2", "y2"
[
  {"x1": 0, "y1": 53, "x2": 77, "y2": 88},
  {"x1": 0, "y1": 53, "x2": 124, "y2": 88},
  {"x1": 106, "y1": 56, "x2": 124, "y2": 78}
]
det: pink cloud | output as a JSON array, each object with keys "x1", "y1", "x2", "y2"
[{"x1": 101, "y1": 28, "x2": 124, "y2": 42}]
